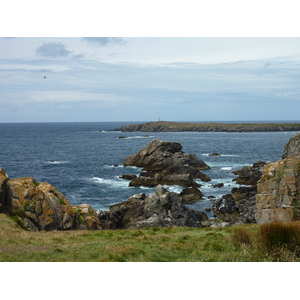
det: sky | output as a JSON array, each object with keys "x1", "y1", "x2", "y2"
[{"x1": 1, "y1": 2, "x2": 300, "y2": 123}]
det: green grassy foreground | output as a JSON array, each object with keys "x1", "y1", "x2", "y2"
[{"x1": 1, "y1": 213, "x2": 300, "y2": 262}]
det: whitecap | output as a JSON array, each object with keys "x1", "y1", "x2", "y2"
[
  {"x1": 221, "y1": 167, "x2": 232, "y2": 171},
  {"x1": 90, "y1": 176, "x2": 129, "y2": 189},
  {"x1": 124, "y1": 136, "x2": 154, "y2": 139},
  {"x1": 46, "y1": 161, "x2": 68, "y2": 164}
]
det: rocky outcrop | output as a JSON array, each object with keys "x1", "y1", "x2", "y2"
[
  {"x1": 255, "y1": 154, "x2": 300, "y2": 224},
  {"x1": 212, "y1": 161, "x2": 266, "y2": 223},
  {"x1": 123, "y1": 139, "x2": 210, "y2": 203},
  {"x1": 0, "y1": 169, "x2": 103, "y2": 231},
  {"x1": 112, "y1": 121, "x2": 300, "y2": 132},
  {"x1": 4, "y1": 177, "x2": 79, "y2": 231},
  {"x1": 232, "y1": 161, "x2": 267, "y2": 185},
  {"x1": 283, "y1": 132, "x2": 300, "y2": 158},
  {"x1": 98, "y1": 185, "x2": 208, "y2": 229}
]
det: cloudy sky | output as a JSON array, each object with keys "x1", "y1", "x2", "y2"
[{"x1": 1, "y1": 3, "x2": 300, "y2": 123}]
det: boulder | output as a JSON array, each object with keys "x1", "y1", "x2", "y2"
[
  {"x1": 123, "y1": 139, "x2": 210, "y2": 188},
  {"x1": 98, "y1": 185, "x2": 208, "y2": 229},
  {"x1": 179, "y1": 186, "x2": 204, "y2": 204},
  {"x1": 212, "y1": 194, "x2": 238, "y2": 222},
  {"x1": 3, "y1": 175, "x2": 80, "y2": 231},
  {"x1": 73, "y1": 203, "x2": 102, "y2": 230}
]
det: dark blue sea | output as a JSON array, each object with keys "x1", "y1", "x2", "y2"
[{"x1": 0, "y1": 122, "x2": 298, "y2": 218}]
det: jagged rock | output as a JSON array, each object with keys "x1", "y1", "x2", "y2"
[
  {"x1": 98, "y1": 185, "x2": 208, "y2": 229},
  {"x1": 211, "y1": 183, "x2": 224, "y2": 188},
  {"x1": 2, "y1": 175, "x2": 80, "y2": 231},
  {"x1": 123, "y1": 139, "x2": 210, "y2": 188},
  {"x1": 232, "y1": 161, "x2": 267, "y2": 185},
  {"x1": 119, "y1": 174, "x2": 137, "y2": 180},
  {"x1": 212, "y1": 194, "x2": 239, "y2": 222},
  {"x1": 255, "y1": 154, "x2": 300, "y2": 224},
  {"x1": 73, "y1": 204, "x2": 102, "y2": 230},
  {"x1": 179, "y1": 186, "x2": 204, "y2": 204},
  {"x1": 283, "y1": 132, "x2": 300, "y2": 158}
]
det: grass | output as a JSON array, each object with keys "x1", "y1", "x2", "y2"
[{"x1": 1, "y1": 213, "x2": 300, "y2": 262}]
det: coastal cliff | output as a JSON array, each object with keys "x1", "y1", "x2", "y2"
[{"x1": 112, "y1": 121, "x2": 300, "y2": 132}]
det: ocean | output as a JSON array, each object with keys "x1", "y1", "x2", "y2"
[{"x1": 0, "y1": 122, "x2": 298, "y2": 218}]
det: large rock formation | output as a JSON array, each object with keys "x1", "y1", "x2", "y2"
[
  {"x1": 212, "y1": 161, "x2": 267, "y2": 223},
  {"x1": 4, "y1": 177, "x2": 79, "y2": 231},
  {"x1": 0, "y1": 169, "x2": 100, "y2": 231},
  {"x1": 98, "y1": 185, "x2": 208, "y2": 229},
  {"x1": 123, "y1": 139, "x2": 210, "y2": 202},
  {"x1": 255, "y1": 154, "x2": 300, "y2": 224}
]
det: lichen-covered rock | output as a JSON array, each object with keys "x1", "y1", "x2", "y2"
[
  {"x1": 283, "y1": 132, "x2": 300, "y2": 158},
  {"x1": 5, "y1": 177, "x2": 79, "y2": 231},
  {"x1": 255, "y1": 154, "x2": 300, "y2": 224},
  {"x1": 98, "y1": 185, "x2": 208, "y2": 229},
  {"x1": 73, "y1": 203, "x2": 102, "y2": 230}
]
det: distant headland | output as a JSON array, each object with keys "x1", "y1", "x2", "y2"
[{"x1": 111, "y1": 121, "x2": 300, "y2": 132}]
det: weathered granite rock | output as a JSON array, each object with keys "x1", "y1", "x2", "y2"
[
  {"x1": 282, "y1": 132, "x2": 300, "y2": 158},
  {"x1": 179, "y1": 186, "x2": 204, "y2": 204},
  {"x1": 98, "y1": 185, "x2": 208, "y2": 229},
  {"x1": 255, "y1": 154, "x2": 300, "y2": 224},
  {"x1": 73, "y1": 203, "x2": 102, "y2": 230},
  {"x1": 123, "y1": 139, "x2": 210, "y2": 189},
  {"x1": 212, "y1": 194, "x2": 238, "y2": 222},
  {"x1": 3, "y1": 176, "x2": 80, "y2": 231},
  {"x1": 232, "y1": 161, "x2": 267, "y2": 185}
]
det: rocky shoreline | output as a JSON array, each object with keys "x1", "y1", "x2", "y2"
[
  {"x1": 112, "y1": 121, "x2": 300, "y2": 132},
  {"x1": 1, "y1": 132, "x2": 300, "y2": 231}
]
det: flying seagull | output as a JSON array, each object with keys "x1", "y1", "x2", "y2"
[{"x1": 44, "y1": 76, "x2": 47, "y2": 79}]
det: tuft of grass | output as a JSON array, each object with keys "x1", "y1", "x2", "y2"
[
  {"x1": 230, "y1": 228, "x2": 252, "y2": 247},
  {"x1": 257, "y1": 222, "x2": 300, "y2": 255}
]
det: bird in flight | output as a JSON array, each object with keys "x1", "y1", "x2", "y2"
[{"x1": 44, "y1": 76, "x2": 47, "y2": 79}]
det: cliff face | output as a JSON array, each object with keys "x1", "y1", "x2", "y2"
[
  {"x1": 255, "y1": 154, "x2": 300, "y2": 224},
  {"x1": 254, "y1": 131, "x2": 300, "y2": 224}
]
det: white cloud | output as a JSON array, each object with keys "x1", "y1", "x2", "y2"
[{"x1": 35, "y1": 42, "x2": 72, "y2": 58}]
